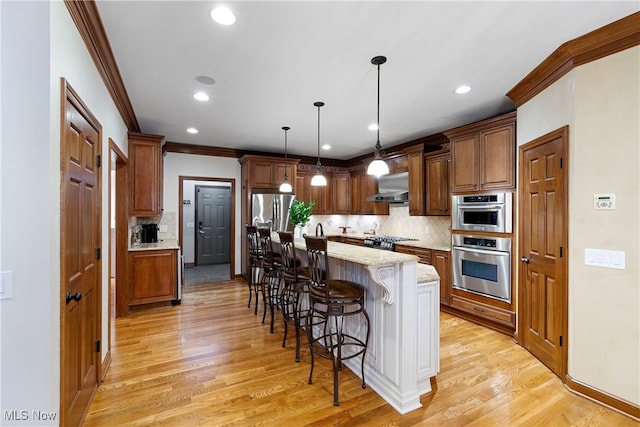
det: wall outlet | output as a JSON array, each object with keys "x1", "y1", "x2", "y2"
[
  {"x1": 424, "y1": 226, "x2": 430, "y2": 233},
  {"x1": 187, "y1": 222, "x2": 194, "y2": 228},
  {"x1": 159, "y1": 224, "x2": 168, "y2": 233}
]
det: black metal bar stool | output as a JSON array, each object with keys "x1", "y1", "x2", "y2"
[
  {"x1": 257, "y1": 227, "x2": 283, "y2": 333},
  {"x1": 245, "y1": 225, "x2": 264, "y2": 315},
  {"x1": 278, "y1": 231, "x2": 310, "y2": 362},
  {"x1": 303, "y1": 235, "x2": 370, "y2": 406}
]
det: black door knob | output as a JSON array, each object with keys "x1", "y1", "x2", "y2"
[{"x1": 65, "y1": 291, "x2": 82, "y2": 304}]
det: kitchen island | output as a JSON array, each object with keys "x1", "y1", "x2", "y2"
[{"x1": 278, "y1": 236, "x2": 440, "y2": 414}]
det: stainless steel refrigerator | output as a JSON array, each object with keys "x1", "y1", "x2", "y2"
[{"x1": 251, "y1": 193, "x2": 296, "y2": 232}]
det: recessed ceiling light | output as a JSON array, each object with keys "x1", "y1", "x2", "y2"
[
  {"x1": 322, "y1": 144, "x2": 331, "y2": 150},
  {"x1": 193, "y1": 91, "x2": 210, "y2": 101},
  {"x1": 368, "y1": 123, "x2": 378, "y2": 131},
  {"x1": 195, "y1": 75, "x2": 215, "y2": 85},
  {"x1": 454, "y1": 85, "x2": 472, "y2": 94},
  {"x1": 187, "y1": 127, "x2": 198, "y2": 134},
  {"x1": 210, "y1": 6, "x2": 236, "y2": 25}
]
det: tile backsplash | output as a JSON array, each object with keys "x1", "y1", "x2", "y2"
[
  {"x1": 129, "y1": 211, "x2": 177, "y2": 244},
  {"x1": 312, "y1": 205, "x2": 451, "y2": 246}
]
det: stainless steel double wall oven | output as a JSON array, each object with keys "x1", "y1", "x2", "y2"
[{"x1": 451, "y1": 192, "x2": 513, "y2": 303}]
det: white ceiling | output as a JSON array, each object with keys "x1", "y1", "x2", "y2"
[{"x1": 96, "y1": 1, "x2": 638, "y2": 160}]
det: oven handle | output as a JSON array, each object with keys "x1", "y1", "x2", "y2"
[
  {"x1": 458, "y1": 205, "x2": 503, "y2": 211},
  {"x1": 453, "y1": 246, "x2": 510, "y2": 257}
]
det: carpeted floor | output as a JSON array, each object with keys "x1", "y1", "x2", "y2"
[{"x1": 184, "y1": 263, "x2": 231, "y2": 285}]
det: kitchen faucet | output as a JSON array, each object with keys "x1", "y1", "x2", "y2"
[{"x1": 315, "y1": 223, "x2": 324, "y2": 237}]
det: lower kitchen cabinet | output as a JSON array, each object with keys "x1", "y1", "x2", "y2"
[
  {"x1": 449, "y1": 294, "x2": 515, "y2": 329},
  {"x1": 432, "y1": 250, "x2": 451, "y2": 306},
  {"x1": 395, "y1": 245, "x2": 432, "y2": 264},
  {"x1": 129, "y1": 249, "x2": 177, "y2": 307}
]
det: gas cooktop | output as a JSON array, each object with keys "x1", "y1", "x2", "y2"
[{"x1": 364, "y1": 236, "x2": 418, "y2": 242}]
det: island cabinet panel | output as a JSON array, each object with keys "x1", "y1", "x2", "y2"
[
  {"x1": 407, "y1": 151, "x2": 425, "y2": 216},
  {"x1": 446, "y1": 111, "x2": 516, "y2": 194},
  {"x1": 425, "y1": 152, "x2": 450, "y2": 216},
  {"x1": 331, "y1": 173, "x2": 351, "y2": 214},
  {"x1": 129, "y1": 249, "x2": 177, "y2": 307},
  {"x1": 129, "y1": 132, "x2": 164, "y2": 216}
]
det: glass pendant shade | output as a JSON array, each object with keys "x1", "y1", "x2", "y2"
[
  {"x1": 311, "y1": 102, "x2": 327, "y2": 187},
  {"x1": 367, "y1": 157, "x2": 390, "y2": 177},
  {"x1": 279, "y1": 126, "x2": 292, "y2": 192},
  {"x1": 367, "y1": 55, "x2": 389, "y2": 177},
  {"x1": 279, "y1": 181, "x2": 293, "y2": 192}
]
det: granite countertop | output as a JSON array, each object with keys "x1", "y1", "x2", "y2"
[
  {"x1": 323, "y1": 232, "x2": 451, "y2": 252},
  {"x1": 416, "y1": 264, "x2": 440, "y2": 283},
  {"x1": 272, "y1": 235, "x2": 419, "y2": 267},
  {"x1": 129, "y1": 239, "x2": 180, "y2": 252}
]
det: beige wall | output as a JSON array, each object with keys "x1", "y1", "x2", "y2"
[{"x1": 516, "y1": 46, "x2": 639, "y2": 405}]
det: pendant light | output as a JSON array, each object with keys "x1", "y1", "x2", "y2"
[
  {"x1": 366, "y1": 55, "x2": 390, "y2": 177},
  {"x1": 310, "y1": 101, "x2": 327, "y2": 186},
  {"x1": 279, "y1": 126, "x2": 293, "y2": 193}
]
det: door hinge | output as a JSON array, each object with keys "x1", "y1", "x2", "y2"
[
  {"x1": 560, "y1": 157, "x2": 563, "y2": 168},
  {"x1": 96, "y1": 340, "x2": 101, "y2": 352},
  {"x1": 559, "y1": 336, "x2": 563, "y2": 347},
  {"x1": 560, "y1": 247, "x2": 563, "y2": 258},
  {"x1": 96, "y1": 154, "x2": 102, "y2": 168},
  {"x1": 96, "y1": 248, "x2": 101, "y2": 260}
]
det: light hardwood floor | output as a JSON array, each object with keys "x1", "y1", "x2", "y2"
[{"x1": 84, "y1": 280, "x2": 635, "y2": 426}]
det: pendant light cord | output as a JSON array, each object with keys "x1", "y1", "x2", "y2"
[
  {"x1": 314, "y1": 101, "x2": 324, "y2": 169},
  {"x1": 376, "y1": 61, "x2": 380, "y2": 149}
]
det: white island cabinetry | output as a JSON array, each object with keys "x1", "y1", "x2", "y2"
[{"x1": 282, "y1": 238, "x2": 440, "y2": 414}]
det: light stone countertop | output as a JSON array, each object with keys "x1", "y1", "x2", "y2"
[
  {"x1": 129, "y1": 239, "x2": 180, "y2": 252},
  {"x1": 417, "y1": 264, "x2": 439, "y2": 283},
  {"x1": 323, "y1": 232, "x2": 451, "y2": 252},
  {"x1": 272, "y1": 235, "x2": 419, "y2": 267}
]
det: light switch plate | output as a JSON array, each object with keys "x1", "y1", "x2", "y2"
[
  {"x1": 0, "y1": 271, "x2": 13, "y2": 299},
  {"x1": 585, "y1": 248, "x2": 625, "y2": 269},
  {"x1": 159, "y1": 224, "x2": 168, "y2": 233}
]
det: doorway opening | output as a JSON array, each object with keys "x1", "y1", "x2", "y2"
[{"x1": 179, "y1": 176, "x2": 235, "y2": 284}]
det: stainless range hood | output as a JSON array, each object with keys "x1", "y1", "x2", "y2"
[{"x1": 366, "y1": 172, "x2": 409, "y2": 204}]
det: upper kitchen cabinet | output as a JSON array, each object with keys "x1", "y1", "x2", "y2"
[
  {"x1": 296, "y1": 170, "x2": 330, "y2": 215},
  {"x1": 425, "y1": 151, "x2": 450, "y2": 215},
  {"x1": 407, "y1": 148, "x2": 425, "y2": 216},
  {"x1": 445, "y1": 112, "x2": 516, "y2": 194},
  {"x1": 331, "y1": 172, "x2": 351, "y2": 215},
  {"x1": 129, "y1": 132, "x2": 164, "y2": 216},
  {"x1": 350, "y1": 168, "x2": 388, "y2": 216},
  {"x1": 239, "y1": 155, "x2": 299, "y2": 190}
]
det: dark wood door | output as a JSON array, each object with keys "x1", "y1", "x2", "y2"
[
  {"x1": 196, "y1": 186, "x2": 231, "y2": 265},
  {"x1": 519, "y1": 127, "x2": 568, "y2": 378},
  {"x1": 60, "y1": 80, "x2": 101, "y2": 426}
]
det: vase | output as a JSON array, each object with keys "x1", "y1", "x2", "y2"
[{"x1": 294, "y1": 224, "x2": 308, "y2": 239}]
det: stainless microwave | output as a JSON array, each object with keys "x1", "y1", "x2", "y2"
[{"x1": 452, "y1": 193, "x2": 513, "y2": 233}]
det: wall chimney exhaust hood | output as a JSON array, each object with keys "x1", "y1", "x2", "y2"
[{"x1": 366, "y1": 172, "x2": 409, "y2": 204}]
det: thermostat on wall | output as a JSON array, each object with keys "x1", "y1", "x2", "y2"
[{"x1": 594, "y1": 193, "x2": 616, "y2": 210}]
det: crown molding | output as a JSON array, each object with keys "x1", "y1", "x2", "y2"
[
  {"x1": 507, "y1": 12, "x2": 640, "y2": 108},
  {"x1": 64, "y1": 1, "x2": 140, "y2": 131}
]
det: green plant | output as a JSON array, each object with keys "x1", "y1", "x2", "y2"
[{"x1": 289, "y1": 199, "x2": 314, "y2": 227}]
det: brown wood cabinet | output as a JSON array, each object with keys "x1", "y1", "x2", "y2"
[
  {"x1": 295, "y1": 171, "x2": 330, "y2": 215},
  {"x1": 432, "y1": 250, "x2": 451, "y2": 306},
  {"x1": 446, "y1": 112, "x2": 516, "y2": 194},
  {"x1": 386, "y1": 154, "x2": 409, "y2": 173},
  {"x1": 395, "y1": 245, "x2": 432, "y2": 264},
  {"x1": 449, "y1": 294, "x2": 515, "y2": 328},
  {"x1": 407, "y1": 150, "x2": 425, "y2": 216},
  {"x1": 129, "y1": 249, "x2": 177, "y2": 307},
  {"x1": 243, "y1": 157, "x2": 297, "y2": 189},
  {"x1": 425, "y1": 152, "x2": 450, "y2": 215},
  {"x1": 331, "y1": 173, "x2": 351, "y2": 214},
  {"x1": 349, "y1": 169, "x2": 388, "y2": 215},
  {"x1": 128, "y1": 132, "x2": 164, "y2": 216}
]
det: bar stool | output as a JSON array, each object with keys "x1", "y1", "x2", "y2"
[
  {"x1": 257, "y1": 227, "x2": 283, "y2": 333},
  {"x1": 303, "y1": 235, "x2": 370, "y2": 406},
  {"x1": 245, "y1": 225, "x2": 264, "y2": 315},
  {"x1": 278, "y1": 231, "x2": 309, "y2": 362}
]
